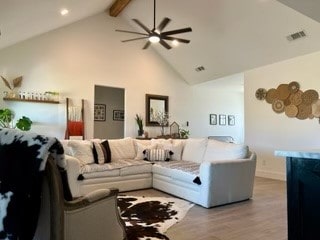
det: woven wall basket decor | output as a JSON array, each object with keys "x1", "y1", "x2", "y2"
[{"x1": 255, "y1": 81, "x2": 320, "y2": 121}]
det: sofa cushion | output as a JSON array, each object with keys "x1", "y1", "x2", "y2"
[
  {"x1": 92, "y1": 141, "x2": 111, "y2": 164},
  {"x1": 203, "y1": 139, "x2": 249, "y2": 162},
  {"x1": 108, "y1": 137, "x2": 136, "y2": 160},
  {"x1": 150, "y1": 138, "x2": 172, "y2": 146},
  {"x1": 159, "y1": 141, "x2": 184, "y2": 161},
  {"x1": 134, "y1": 140, "x2": 157, "y2": 160},
  {"x1": 182, "y1": 138, "x2": 208, "y2": 163},
  {"x1": 67, "y1": 140, "x2": 94, "y2": 165},
  {"x1": 119, "y1": 160, "x2": 153, "y2": 176},
  {"x1": 152, "y1": 161, "x2": 200, "y2": 184},
  {"x1": 143, "y1": 149, "x2": 173, "y2": 161},
  {"x1": 79, "y1": 159, "x2": 152, "y2": 179},
  {"x1": 59, "y1": 139, "x2": 74, "y2": 156}
]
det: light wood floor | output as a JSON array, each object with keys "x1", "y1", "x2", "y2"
[{"x1": 126, "y1": 177, "x2": 287, "y2": 240}]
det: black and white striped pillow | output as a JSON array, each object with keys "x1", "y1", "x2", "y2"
[
  {"x1": 92, "y1": 140, "x2": 111, "y2": 164},
  {"x1": 143, "y1": 149, "x2": 173, "y2": 162}
]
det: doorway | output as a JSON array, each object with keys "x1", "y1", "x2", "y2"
[{"x1": 94, "y1": 85, "x2": 125, "y2": 139}]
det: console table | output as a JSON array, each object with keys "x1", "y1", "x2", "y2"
[{"x1": 275, "y1": 150, "x2": 320, "y2": 240}]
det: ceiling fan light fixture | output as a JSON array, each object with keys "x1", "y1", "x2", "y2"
[
  {"x1": 149, "y1": 35, "x2": 160, "y2": 43},
  {"x1": 115, "y1": 0, "x2": 191, "y2": 50},
  {"x1": 172, "y1": 39, "x2": 179, "y2": 47}
]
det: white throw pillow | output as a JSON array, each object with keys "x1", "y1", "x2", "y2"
[
  {"x1": 59, "y1": 140, "x2": 73, "y2": 156},
  {"x1": 67, "y1": 140, "x2": 94, "y2": 165},
  {"x1": 134, "y1": 141, "x2": 157, "y2": 160},
  {"x1": 158, "y1": 141, "x2": 184, "y2": 161},
  {"x1": 108, "y1": 137, "x2": 136, "y2": 160},
  {"x1": 143, "y1": 149, "x2": 173, "y2": 161},
  {"x1": 150, "y1": 138, "x2": 172, "y2": 146},
  {"x1": 182, "y1": 138, "x2": 208, "y2": 163},
  {"x1": 203, "y1": 139, "x2": 249, "y2": 162}
]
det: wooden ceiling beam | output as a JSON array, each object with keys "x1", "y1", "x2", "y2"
[{"x1": 109, "y1": 0, "x2": 132, "y2": 17}]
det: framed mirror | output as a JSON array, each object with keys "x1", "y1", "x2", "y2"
[{"x1": 145, "y1": 94, "x2": 169, "y2": 126}]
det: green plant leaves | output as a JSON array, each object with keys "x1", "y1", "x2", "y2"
[{"x1": 15, "y1": 116, "x2": 32, "y2": 131}]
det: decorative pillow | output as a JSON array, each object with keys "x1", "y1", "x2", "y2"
[
  {"x1": 59, "y1": 140, "x2": 73, "y2": 156},
  {"x1": 92, "y1": 140, "x2": 111, "y2": 164},
  {"x1": 150, "y1": 138, "x2": 172, "y2": 146},
  {"x1": 157, "y1": 141, "x2": 184, "y2": 161},
  {"x1": 67, "y1": 140, "x2": 95, "y2": 165},
  {"x1": 134, "y1": 141, "x2": 157, "y2": 160},
  {"x1": 182, "y1": 138, "x2": 208, "y2": 163},
  {"x1": 203, "y1": 139, "x2": 249, "y2": 162},
  {"x1": 108, "y1": 137, "x2": 136, "y2": 160},
  {"x1": 143, "y1": 149, "x2": 173, "y2": 162}
]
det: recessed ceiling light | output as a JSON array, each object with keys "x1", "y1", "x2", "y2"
[{"x1": 60, "y1": 8, "x2": 69, "y2": 16}]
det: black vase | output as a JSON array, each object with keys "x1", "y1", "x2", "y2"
[{"x1": 138, "y1": 129, "x2": 144, "y2": 136}]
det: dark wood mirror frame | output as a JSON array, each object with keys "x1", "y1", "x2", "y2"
[{"x1": 145, "y1": 94, "x2": 169, "y2": 126}]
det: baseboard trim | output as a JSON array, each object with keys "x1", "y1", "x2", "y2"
[{"x1": 256, "y1": 170, "x2": 286, "y2": 181}]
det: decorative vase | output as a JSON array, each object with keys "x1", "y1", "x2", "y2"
[
  {"x1": 138, "y1": 129, "x2": 144, "y2": 136},
  {"x1": 8, "y1": 91, "x2": 17, "y2": 99}
]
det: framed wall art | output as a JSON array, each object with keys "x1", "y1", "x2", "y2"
[
  {"x1": 94, "y1": 104, "x2": 106, "y2": 121},
  {"x1": 113, "y1": 110, "x2": 124, "y2": 121},
  {"x1": 228, "y1": 115, "x2": 235, "y2": 126},
  {"x1": 209, "y1": 114, "x2": 217, "y2": 125},
  {"x1": 219, "y1": 114, "x2": 226, "y2": 125}
]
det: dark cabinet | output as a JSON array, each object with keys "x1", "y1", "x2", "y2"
[{"x1": 286, "y1": 157, "x2": 320, "y2": 240}]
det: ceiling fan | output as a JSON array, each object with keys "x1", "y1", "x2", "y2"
[{"x1": 116, "y1": 0, "x2": 192, "y2": 50}]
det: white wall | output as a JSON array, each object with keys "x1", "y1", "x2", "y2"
[
  {"x1": 0, "y1": 13, "x2": 244, "y2": 141},
  {"x1": 188, "y1": 73, "x2": 244, "y2": 143},
  {"x1": 244, "y1": 51, "x2": 320, "y2": 180}
]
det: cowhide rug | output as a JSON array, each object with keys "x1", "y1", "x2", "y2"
[{"x1": 118, "y1": 195, "x2": 194, "y2": 240}]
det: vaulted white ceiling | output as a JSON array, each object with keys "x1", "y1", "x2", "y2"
[{"x1": 1, "y1": 0, "x2": 320, "y2": 85}]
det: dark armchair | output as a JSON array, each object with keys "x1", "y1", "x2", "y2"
[{"x1": 34, "y1": 157, "x2": 127, "y2": 240}]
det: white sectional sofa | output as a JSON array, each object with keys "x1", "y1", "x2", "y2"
[{"x1": 61, "y1": 137, "x2": 256, "y2": 208}]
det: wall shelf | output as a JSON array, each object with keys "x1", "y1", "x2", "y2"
[{"x1": 3, "y1": 97, "x2": 59, "y2": 104}]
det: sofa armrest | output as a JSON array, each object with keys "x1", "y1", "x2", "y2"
[
  {"x1": 199, "y1": 152, "x2": 257, "y2": 207},
  {"x1": 65, "y1": 155, "x2": 82, "y2": 198}
]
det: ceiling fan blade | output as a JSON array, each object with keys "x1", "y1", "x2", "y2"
[
  {"x1": 143, "y1": 41, "x2": 151, "y2": 50},
  {"x1": 157, "y1": 17, "x2": 171, "y2": 31},
  {"x1": 159, "y1": 39, "x2": 172, "y2": 50},
  {"x1": 122, "y1": 37, "x2": 149, "y2": 42},
  {"x1": 162, "y1": 27, "x2": 192, "y2": 36},
  {"x1": 116, "y1": 29, "x2": 149, "y2": 36},
  {"x1": 162, "y1": 36, "x2": 190, "y2": 44},
  {"x1": 132, "y1": 19, "x2": 152, "y2": 34}
]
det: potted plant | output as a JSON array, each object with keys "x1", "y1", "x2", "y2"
[
  {"x1": 0, "y1": 108, "x2": 32, "y2": 131},
  {"x1": 135, "y1": 114, "x2": 144, "y2": 136},
  {"x1": 44, "y1": 91, "x2": 60, "y2": 101},
  {"x1": 179, "y1": 128, "x2": 190, "y2": 139}
]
